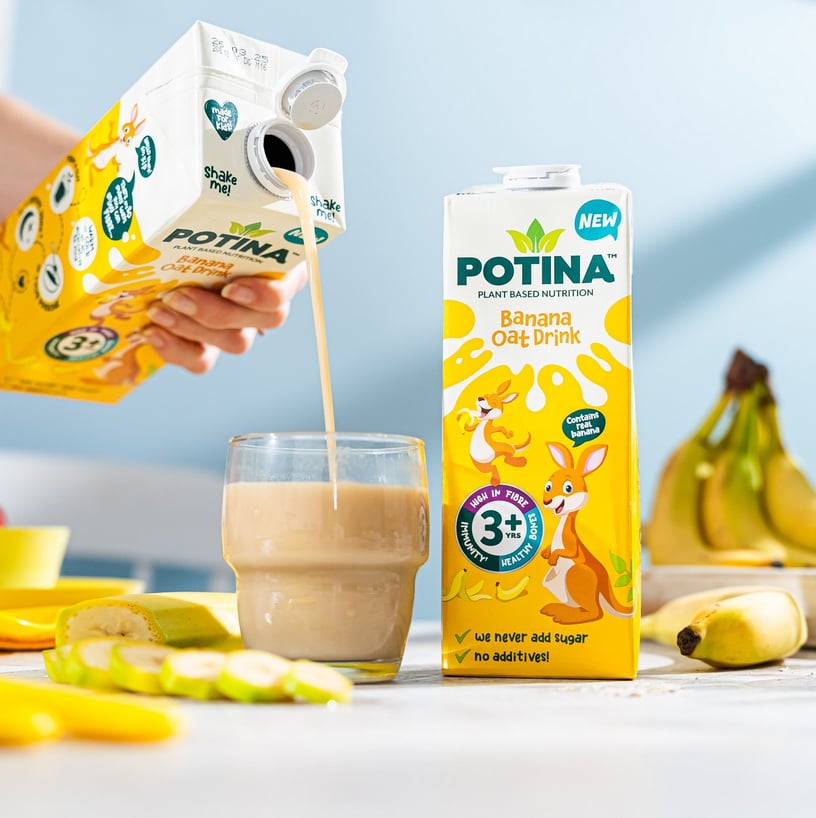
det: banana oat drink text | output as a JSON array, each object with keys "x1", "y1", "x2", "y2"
[{"x1": 442, "y1": 165, "x2": 640, "y2": 679}]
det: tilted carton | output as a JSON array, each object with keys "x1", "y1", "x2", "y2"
[{"x1": 0, "y1": 21, "x2": 346, "y2": 402}]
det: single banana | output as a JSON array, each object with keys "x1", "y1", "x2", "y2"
[
  {"x1": 641, "y1": 584, "x2": 792, "y2": 646},
  {"x1": 758, "y1": 387, "x2": 816, "y2": 551},
  {"x1": 460, "y1": 578, "x2": 492, "y2": 601},
  {"x1": 496, "y1": 575, "x2": 530, "y2": 602},
  {"x1": 700, "y1": 387, "x2": 816, "y2": 567},
  {"x1": 56, "y1": 592, "x2": 242, "y2": 649},
  {"x1": 646, "y1": 390, "x2": 778, "y2": 568},
  {"x1": 0, "y1": 676, "x2": 185, "y2": 741},
  {"x1": 677, "y1": 589, "x2": 808, "y2": 668},
  {"x1": 442, "y1": 569, "x2": 468, "y2": 602},
  {"x1": 461, "y1": 579, "x2": 484, "y2": 598}
]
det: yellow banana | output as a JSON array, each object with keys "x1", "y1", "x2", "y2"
[
  {"x1": 462, "y1": 579, "x2": 484, "y2": 598},
  {"x1": 460, "y1": 578, "x2": 493, "y2": 601},
  {"x1": 700, "y1": 387, "x2": 816, "y2": 567},
  {"x1": 56, "y1": 592, "x2": 242, "y2": 649},
  {"x1": 0, "y1": 676, "x2": 185, "y2": 741},
  {"x1": 758, "y1": 387, "x2": 816, "y2": 551},
  {"x1": 641, "y1": 584, "x2": 791, "y2": 646},
  {"x1": 442, "y1": 569, "x2": 468, "y2": 601},
  {"x1": 676, "y1": 589, "x2": 807, "y2": 668},
  {"x1": 495, "y1": 575, "x2": 530, "y2": 602},
  {"x1": 646, "y1": 390, "x2": 778, "y2": 568}
]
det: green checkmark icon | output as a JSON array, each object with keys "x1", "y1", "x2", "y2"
[
  {"x1": 455, "y1": 649, "x2": 471, "y2": 663},
  {"x1": 455, "y1": 629, "x2": 471, "y2": 644}
]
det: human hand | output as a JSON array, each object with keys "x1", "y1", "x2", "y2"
[{"x1": 142, "y1": 263, "x2": 308, "y2": 374}]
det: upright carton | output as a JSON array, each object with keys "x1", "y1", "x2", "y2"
[
  {"x1": 442, "y1": 165, "x2": 640, "y2": 679},
  {"x1": 0, "y1": 21, "x2": 347, "y2": 402}
]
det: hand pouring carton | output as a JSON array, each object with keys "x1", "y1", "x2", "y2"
[{"x1": 0, "y1": 21, "x2": 347, "y2": 402}]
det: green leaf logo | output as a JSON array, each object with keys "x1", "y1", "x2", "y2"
[
  {"x1": 229, "y1": 221, "x2": 274, "y2": 237},
  {"x1": 506, "y1": 220, "x2": 565, "y2": 254}
]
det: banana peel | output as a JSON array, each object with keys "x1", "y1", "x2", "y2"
[{"x1": 56, "y1": 592, "x2": 242, "y2": 650}]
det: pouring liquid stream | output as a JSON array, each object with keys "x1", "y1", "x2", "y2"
[{"x1": 274, "y1": 167, "x2": 338, "y2": 492}]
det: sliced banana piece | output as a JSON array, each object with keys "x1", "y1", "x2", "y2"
[
  {"x1": 159, "y1": 649, "x2": 227, "y2": 700},
  {"x1": 216, "y1": 650, "x2": 292, "y2": 703},
  {"x1": 43, "y1": 645, "x2": 74, "y2": 684},
  {"x1": 62, "y1": 637, "x2": 128, "y2": 689},
  {"x1": 110, "y1": 642, "x2": 178, "y2": 695},
  {"x1": 283, "y1": 660, "x2": 353, "y2": 705}
]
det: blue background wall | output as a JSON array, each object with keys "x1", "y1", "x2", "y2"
[{"x1": 2, "y1": 0, "x2": 815, "y2": 618}]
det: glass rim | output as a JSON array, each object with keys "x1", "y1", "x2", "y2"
[{"x1": 228, "y1": 431, "x2": 425, "y2": 453}]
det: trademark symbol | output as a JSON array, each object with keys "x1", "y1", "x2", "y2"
[{"x1": 607, "y1": 253, "x2": 618, "y2": 259}]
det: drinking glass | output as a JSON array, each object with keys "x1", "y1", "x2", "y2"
[{"x1": 222, "y1": 432, "x2": 429, "y2": 682}]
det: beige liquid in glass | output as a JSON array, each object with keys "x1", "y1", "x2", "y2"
[
  {"x1": 223, "y1": 169, "x2": 428, "y2": 677},
  {"x1": 224, "y1": 480, "x2": 429, "y2": 664}
]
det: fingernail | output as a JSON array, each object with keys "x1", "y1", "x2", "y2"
[
  {"x1": 143, "y1": 328, "x2": 165, "y2": 349},
  {"x1": 222, "y1": 284, "x2": 255, "y2": 306},
  {"x1": 163, "y1": 290, "x2": 197, "y2": 316},
  {"x1": 147, "y1": 304, "x2": 176, "y2": 328}
]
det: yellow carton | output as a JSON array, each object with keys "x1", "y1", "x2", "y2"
[
  {"x1": 442, "y1": 165, "x2": 640, "y2": 679},
  {"x1": 0, "y1": 21, "x2": 347, "y2": 403}
]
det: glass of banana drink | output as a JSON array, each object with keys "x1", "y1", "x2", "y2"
[{"x1": 222, "y1": 432, "x2": 430, "y2": 682}]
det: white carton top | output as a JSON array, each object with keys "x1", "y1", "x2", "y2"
[{"x1": 493, "y1": 164, "x2": 582, "y2": 189}]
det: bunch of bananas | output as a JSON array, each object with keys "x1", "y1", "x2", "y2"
[{"x1": 646, "y1": 349, "x2": 816, "y2": 568}]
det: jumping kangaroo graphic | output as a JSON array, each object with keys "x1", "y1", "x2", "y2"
[
  {"x1": 539, "y1": 441, "x2": 633, "y2": 625},
  {"x1": 87, "y1": 104, "x2": 145, "y2": 186},
  {"x1": 457, "y1": 379, "x2": 531, "y2": 487}
]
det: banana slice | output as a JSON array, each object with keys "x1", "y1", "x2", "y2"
[
  {"x1": 62, "y1": 637, "x2": 129, "y2": 689},
  {"x1": 43, "y1": 645, "x2": 74, "y2": 683},
  {"x1": 110, "y1": 642, "x2": 178, "y2": 695},
  {"x1": 159, "y1": 649, "x2": 227, "y2": 700},
  {"x1": 216, "y1": 650, "x2": 292, "y2": 703},
  {"x1": 0, "y1": 704, "x2": 63, "y2": 745},
  {"x1": 282, "y1": 660, "x2": 353, "y2": 705}
]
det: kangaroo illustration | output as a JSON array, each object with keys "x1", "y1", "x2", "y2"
[
  {"x1": 457, "y1": 379, "x2": 531, "y2": 487},
  {"x1": 88, "y1": 284, "x2": 158, "y2": 323},
  {"x1": 88, "y1": 104, "x2": 145, "y2": 185},
  {"x1": 539, "y1": 441, "x2": 633, "y2": 624}
]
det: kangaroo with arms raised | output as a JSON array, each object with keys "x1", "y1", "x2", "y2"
[
  {"x1": 457, "y1": 379, "x2": 531, "y2": 487},
  {"x1": 539, "y1": 441, "x2": 633, "y2": 624}
]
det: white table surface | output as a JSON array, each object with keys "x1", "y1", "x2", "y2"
[{"x1": 1, "y1": 622, "x2": 815, "y2": 818}]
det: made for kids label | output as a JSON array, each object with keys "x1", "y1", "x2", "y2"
[{"x1": 455, "y1": 484, "x2": 542, "y2": 572}]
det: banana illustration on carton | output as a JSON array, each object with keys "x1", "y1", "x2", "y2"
[
  {"x1": 676, "y1": 589, "x2": 807, "y2": 668},
  {"x1": 441, "y1": 569, "x2": 495, "y2": 601},
  {"x1": 496, "y1": 576, "x2": 530, "y2": 602}
]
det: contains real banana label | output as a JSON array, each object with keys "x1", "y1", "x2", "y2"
[{"x1": 441, "y1": 167, "x2": 640, "y2": 679}]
